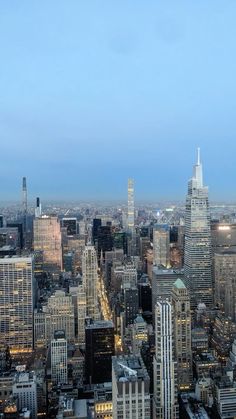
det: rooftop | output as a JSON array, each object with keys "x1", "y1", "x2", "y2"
[
  {"x1": 112, "y1": 355, "x2": 149, "y2": 382},
  {"x1": 173, "y1": 278, "x2": 186, "y2": 289}
]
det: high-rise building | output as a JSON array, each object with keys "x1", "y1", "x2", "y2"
[
  {"x1": 77, "y1": 284, "x2": 87, "y2": 345},
  {"x1": 123, "y1": 287, "x2": 139, "y2": 328},
  {"x1": 153, "y1": 300, "x2": 179, "y2": 419},
  {"x1": 82, "y1": 244, "x2": 99, "y2": 320},
  {"x1": 153, "y1": 224, "x2": 170, "y2": 267},
  {"x1": 46, "y1": 290, "x2": 75, "y2": 342},
  {"x1": 92, "y1": 218, "x2": 102, "y2": 244},
  {"x1": 97, "y1": 225, "x2": 113, "y2": 261},
  {"x1": 211, "y1": 221, "x2": 236, "y2": 252},
  {"x1": 12, "y1": 372, "x2": 37, "y2": 419},
  {"x1": 112, "y1": 355, "x2": 150, "y2": 419},
  {"x1": 214, "y1": 250, "x2": 236, "y2": 320},
  {"x1": 0, "y1": 256, "x2": 35, "y2": 352},
  {"x1": 33, "y1": 215, "x2": 62, "y2": 273},
  {"x1": 127, "y1": 178, "x2": 135, "y2": 256},
  {"x1": 22, "y1": 176, "x2": 27, "y2": 237},
  {"x1": 85, "y1": 320, "x2": 115, "y2": 384},
  {"x1": 62, "y1": 217, "x2": 77, "y2": 236},
  {"x1": 51, "y1": 330, "x2": 68, "y2": 385},
  {"x1": 184, "y1": 149, "x2": 213, "y2": 308},
  {"x1": 152, "y1": 267, "x2": 184, "y2": 317},
  {"x1": 35, "y1": 197, "x2": 42, "y2": 218},
  {"x1": 171, "y1": 278, "x2": 192, "y2": 390},
  {"x1": 34, "y1": 290, "x2": 75, "y2": 347},
  {"x1": 131, "y1": 314, "x2": 148, "y2": 354}
]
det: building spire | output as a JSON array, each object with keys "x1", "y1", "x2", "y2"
[
  {"x1": 197, "y1": 147, "x2": 200, "y2": 165},
  {"x1": 191, "y1": 149, "x2": 203, "y2": 188}
]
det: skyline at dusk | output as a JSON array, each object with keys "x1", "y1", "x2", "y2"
[{"x1": 1, "y1": 1, "x2": 236, "y2": 201}]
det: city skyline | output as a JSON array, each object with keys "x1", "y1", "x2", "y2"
[{"x1": 1, "y1": 1, "x2": 236, "y2": 200}]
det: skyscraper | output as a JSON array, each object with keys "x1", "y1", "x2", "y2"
[
  {"x1": 153, "y1": 300, "x2": 179, "y2": 419},
  {"x1": 82, "y1": 244, "x2": 99, "y2": 320},
  {"x1": 51, "y1": 330, "x2": 68, "y2": 385},
  {"x1": 127, "y1": 178, "x2": 135, "y2": 256},
  {"x1": 33, "y1": 215, "x2": 62, "y2": 273},
  {"x1": 153, "y1": 224, "x2": 170, "y2": 267},
  {"x1": 85, "y1": 320, "x2": 115, "y2": 384},
  {"x1": 214, "y1": 250, "x2": 236, "y2": 320},
  {"x1": 22, "y1": 177, "x2": 27, "y2": 236},
  {"x1": 171, "y1": 279, "x2": 192, "y2": 390},
  {"x1": 0, "y1": 256, "x2": 35, "y2": 353},
  {"x1": 184, "y1": 149, "x2": 213, "y2": 308}
]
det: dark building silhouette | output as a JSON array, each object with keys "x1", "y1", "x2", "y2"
[
  {"x1": 62, "y1": 218, "x2": 77, "y2": 236},
  {"x1": 97, "y1": 226, "x2": 113, "y2": 260},
  {"x1": 92, "y1": 218, "x2": 102, "y2": 244},
  {"x1": 138, "y1": 281, "x2": 152, "y2": 313},
  {"x1": 113, "y1": 231, "x2": 128, "y2": 255},
  {"x1": 85, "y1": 320, "x2": 115, "y2": 385}
]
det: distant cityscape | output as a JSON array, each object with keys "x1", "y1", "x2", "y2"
[{"x1": 1, "y1": 150, "x2": 236, "y2": 418}]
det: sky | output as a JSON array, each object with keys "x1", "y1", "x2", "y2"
[{"x1": 1, "y1": 1, "x2": 236, "y2": 202}]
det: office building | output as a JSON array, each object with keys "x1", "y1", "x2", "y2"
[
  {"x1": 94, "y1": 383, "x2": 113, "y2": 419},
  {"x1": 184, "y1": 149, "x2": 213, "y2": 308},
  {"x1": 82, "y1": 244, "x2": 99, "y2": 320},
  {"x1": 112, "y1": 355, "x2": 150, "y2": 419},
  {"x1": 92, "y1": 218, "x2": 102, "y2": 244},
  {"x1": 215, "y1": 376, "x2": 236, "y2": 419},
  {"x1": 127, "y1": 178, "x2": 136, "y2": 256},
  {"x1": 34, "y1": 290, "x2": 75, "y2": 347},
  {"x1": 211, "y1": 221, "x2": 236, "y2": 252},
  {"x1": 131, "y1": 314, "x2": 148, "y2": 354},
  {"x1": 0, "y1": 227, "x2": 20, "y2": 248},
  {"x1": 0, "y1": 256, "x2": 34, "y2": 352},
  {"x1": 171, "y1": 278, "x2": 192, "y2": 390},
  {"x1": 153, "y1": 224, "x2": 170, "y2": 267},
  {"x1": 214, "y1": 250, "x2": 236, "y2": 320},
  {"x1": 77, "y1": 284, "x2": 87, "y2": 345},
  {"x1": 123, "y1": 287, "x2": 139, "y2": 328},
  {"x1": 46, "y1": 290, "x2": 75, "y2": 343},
  {"x1": 153, "y1": 300, "x2": 179, "y2": 419},
  {"x1": 33, "y1": 215, "x2": 62, "y2": 272},
  {"x1": 97, "y1": 225, "x2": 113, "y2": 261},
  {"x1": 51, "y1": 330, "x2": 68, "y2": 385},
  {"x1": 12, "y1": 372, "x2": 37, "y2": 419},
  {"x1": 152, "y1": 267, "x2": 184, "y2": 316},
  {"x1": 62, "y1": 217, "x2": 77, "y2": 236},
  {"x1": 35, "y1": 197, "x2": 42, "y2": 218},
  {"x1": 7, "y1": 223, "x2": 24, "y2": 249},
  {"x1": 85, "y1": 320, "x2": 115, "y2": 384}
]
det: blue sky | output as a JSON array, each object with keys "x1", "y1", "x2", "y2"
[{"x1": 1, "y1": 1, "x2": 236, "y2": 201}]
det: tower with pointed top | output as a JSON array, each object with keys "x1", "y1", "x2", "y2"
[{"x1": 184, "y1": 149, "x2": 213, "y2": 308}]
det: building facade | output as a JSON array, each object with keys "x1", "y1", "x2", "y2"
[
  {"x1": 33, "y1": 215, "x2": 62, "y2": 272},
  {"x1": 112, "y1": 355, "x2": 150, "y2": 419},
  {"x1": 171, "y1": 278, "x2": 192, "y2": 390},
  {"x1": 0, "y1": 256, "x2": 34, "y2": 352},
  {"x1": 153, "y1": 300, "x2": 179, "y2": 419}
]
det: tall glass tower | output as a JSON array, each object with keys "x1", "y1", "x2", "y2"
[{"x1": 184, "y1": 149, "x2": 213, "y2": 308}]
